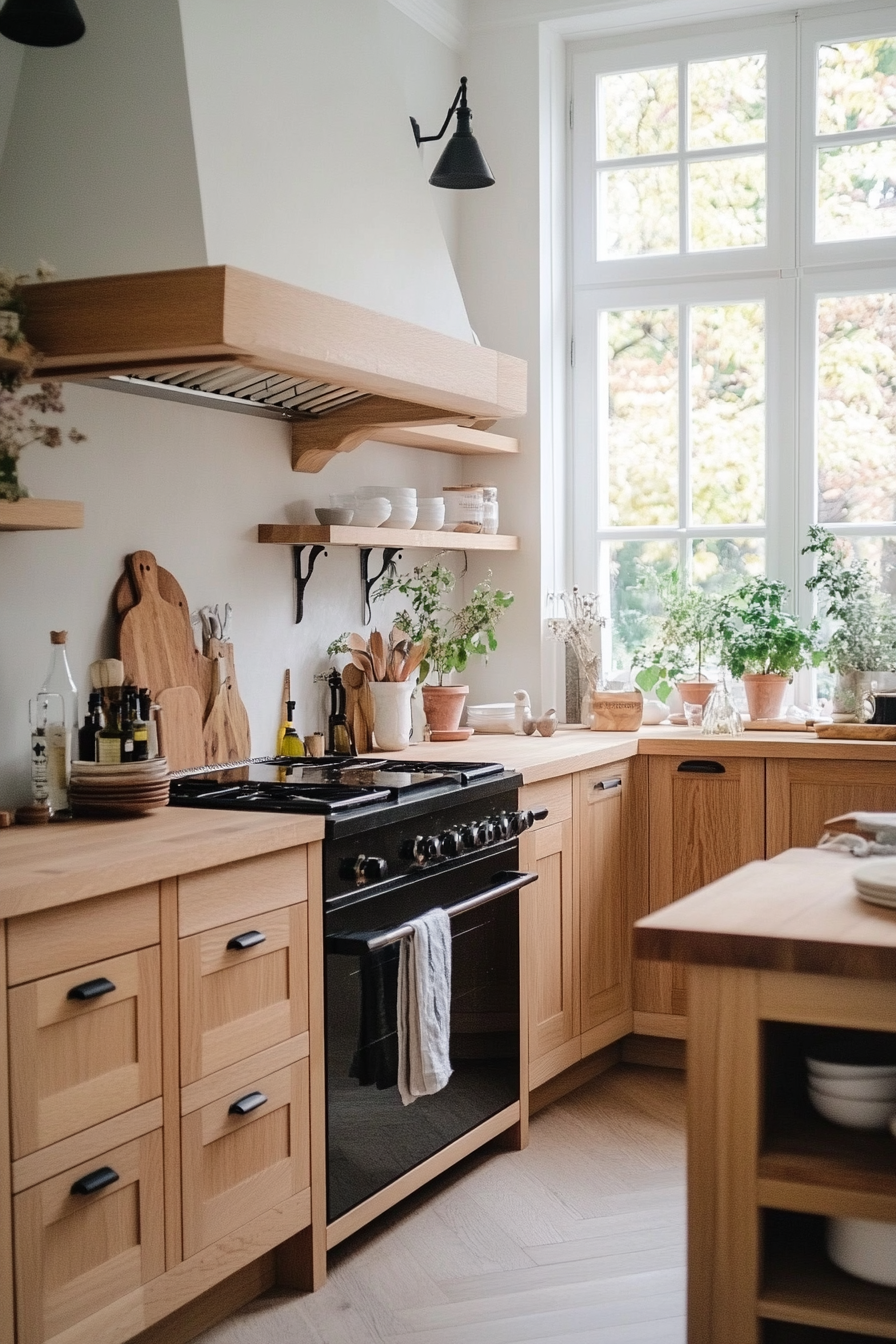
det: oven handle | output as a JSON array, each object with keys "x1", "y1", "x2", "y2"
[{"x1": 364, "y1": 870, "x2": 537, "y2": 952}]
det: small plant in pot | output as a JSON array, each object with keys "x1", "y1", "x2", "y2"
[
  {"x1": 718, "y1": 576, "x2": 821, "y2": 721},
  {"x1": 375, "y1": 558, "x2": 513, "y2": 733},
  {"x1": 802, "y1": 526, "x2": 896, "y2": 721},
  {"x1": 634, "y1": 571, "x2": 721, "y2": 708}
]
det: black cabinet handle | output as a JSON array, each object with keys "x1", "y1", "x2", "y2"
[
  {"x1": 677, "y1": 760, "x2": 725, "y2": 774},
  {"x1": 532, "y1": 806, "x2": 550, "y2": 820},
  {"x1": 228, "y1": 1091, "x2": 268, "y2": 1116},
  {"x1": 70, "y1": 1166, "x2": 119, "y2": 1196},
  {"x1": 67, "y1": 976, "x2": 116, "y2": 1001},
  {"x1": 597, "y1": 777, "x2": 623, "y2": 791},
  {"x1": 226, "y1": 930, "x2": 266, "y2": 951}
]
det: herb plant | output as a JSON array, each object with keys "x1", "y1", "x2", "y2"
[
  {"x1": 718, "y1": 577, "x2": 820, "y2": 678},
  {"x1": 633, "y1": 571, "x2": 722, "y2": 703},
  {"x1": 802, "y1": 525, "x2": 896, "y2": 673}
]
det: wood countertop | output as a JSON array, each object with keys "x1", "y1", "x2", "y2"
[
  {"x1": 634, "y1": 848, "x2": 896, "y2": 981},
  {"x1": 0, "y1": 809, "x2": 324, "y2": 919}
]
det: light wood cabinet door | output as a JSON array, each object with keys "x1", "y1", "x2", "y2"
[
  {"x1": 179, "y1": 903, "x2": 308, "y2": 1086},
  {"x1": 636, "y1": 754, "x2": 765, "y2": 1021},
  {"x1": 13, "y1": 1130, "x2": 165, "y2": 1344},
  {"x1": 766, "y1": 757, "x2": 896, "y2": 856},
  {"x1": 577, "y1": 761, "x2": 639, "y2": 1048},
  {"x1": 9, "y1": 948, "x2": 162, "y2": 1158},
  {"x1": 519, "y1": 777, "x2": 578, "y2": 1087},
  {"x1": 181, "y1": 1059, "x2": 310, "y2": 1259}
]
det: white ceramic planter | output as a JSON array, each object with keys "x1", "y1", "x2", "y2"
[{"x1": 370, "y1": 679, "x2": 415, "y2": 750}]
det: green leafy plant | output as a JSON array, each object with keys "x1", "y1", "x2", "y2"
[
  {"x1": 718, "y1": 576, "x2": 821, "y2": 678},
  {"x1": 374, "y1": 558, "x2": 513, "y2": 684},
  {"x1": 802, "y1": 525, "x2": 896, "y2": 673},
  {"x1": 633, "y1": 571, "x2": 723, "y2": 703}
]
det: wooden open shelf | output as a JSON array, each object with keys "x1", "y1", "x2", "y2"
[
  {"x1": 760, "y1": 1110, "x2": 896, "y2": 1222},
  {"x1": 365, "y1": 424, "x2": 519, "y2": 457},
  {"x1": 0, "y1": 499, "x2": 84, "y2": 531},
  {"x1": 257, "y1": 524, "x2": 519, "y2": 551}
]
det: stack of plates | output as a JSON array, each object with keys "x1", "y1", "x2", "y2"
[
  {"x1": 69, "y1": 759, "x2": 170, "y2": 816},
  {"x1": 806, "y1": 1055, "x2": 896, "y2": 1129},
  {"x1": 852, "y1": 858, "x2": 896, "y2": 908},
  {"x1": 466, "y1": 703, "x2": 516, "y2": 735}
]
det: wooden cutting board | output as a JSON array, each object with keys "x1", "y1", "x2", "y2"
[
  {"x1": 117, "y1": 552, "x2": 216, "y2": 713},
  {"x1": 156, "y1": 686, "x2": 205, "y2": 771},
  {"x1": 203, "y1": 638, "x2": 251, "y2": 763},
  {"x1": 815, "y1": 723, "x2": 896, "y2": 741}
]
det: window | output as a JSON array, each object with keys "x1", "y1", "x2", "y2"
[{"x1": 570, "y1": 8, "x2": 896, "y2": 677}]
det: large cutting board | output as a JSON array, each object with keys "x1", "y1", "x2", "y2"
[
  {"x1": 117, "y1": 552, "x2": 216, "y2": 713},
  {"x1": 203, "y1": 638, "x2": 251, "y2": 763}
]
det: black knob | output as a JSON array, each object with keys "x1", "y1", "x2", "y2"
[
  {"x1": 482, "y1": 819, "x2": 496, "y2": 845},
  {"x1": 441, "y1": 828, "x2": 462, "y2": 857},
  {"x1": 514, "y1": 809, "x2": 535, "y2": 833},
  {"x1": 496, "y1": 812, "x2": 513, "y2": 840},
  {"x1": 426, "y1": 835, "x2": 442, "y2": 860},
  {"x1": 354, "y1": 854, "x2": 388, "y2": 884},
  {"x1": 463, "y1": 823, "x2": 485, "y2": 849},
  {"x1": 510, "y1": 810, "x2": 524, "y2": 835},
  {"x1": 412, "y1": 835, "x2": 428, "y2": 865}
]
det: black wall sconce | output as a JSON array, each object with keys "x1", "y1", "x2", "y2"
[
  {"x1": 0, "y1": 0, "x2": 85, "y2": 46},
  {"x1": 410, "y1": 76, "x2": 494, "y2": 190}
]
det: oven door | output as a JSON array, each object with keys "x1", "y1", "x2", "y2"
[{"x1": 324, "y1": 860, "x2": 535, "y2": 1224}]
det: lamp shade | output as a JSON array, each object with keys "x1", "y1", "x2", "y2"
[
  {"x1": 429, "y1": 107, "x2": 495, "y2": 190},
  {"x1": 0, "y1": 0, "x2": 85, "y2": 46}
]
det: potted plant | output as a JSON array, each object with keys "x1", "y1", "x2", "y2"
[
  {"x1": 802, "y1": 526, "x2": 896, "y2": 721},
  {"x1": 634, "y1": 572, "x2": 721, "y2": 708},
  {"x1": 375, "y1": 558, "x2": 513, "y2": 732},
  {"x1": 718, "y1": 576, "x2": 820, "y2": 720}
]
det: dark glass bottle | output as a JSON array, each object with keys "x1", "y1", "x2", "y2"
[
  {"x1": 96, "y1": 700, "x2": 125, "y2": 764},
  {"x1": 78, "y1": 691, "x2": 104, "y2": 762}
]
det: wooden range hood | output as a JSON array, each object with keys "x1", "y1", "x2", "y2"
[{"x1": 20, "y1": 265, "x2": 527, "y2": 473}]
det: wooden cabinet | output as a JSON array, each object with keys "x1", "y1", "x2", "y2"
[
  {"x1": 767, "y1": 757, "x2": 896, "y2": 855},
  {"x1": 635, "y1": 753, "x2": 765, "y2": 1029}
]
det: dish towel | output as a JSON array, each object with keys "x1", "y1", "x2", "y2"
[
  {"x1": 397, "y1": 908, "x2": 453, "y2": 1106},
  {"x1": 349, "y1": 942, "x2": 400, "y2": 1090}
]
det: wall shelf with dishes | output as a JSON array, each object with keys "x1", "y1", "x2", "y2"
[
  {"x1": 0, "y1": 499, "x2": 84, "y2": 531},
  {"x1": 364, "y1": 424, "x2": 519, "y2": 457},
  {"x1": 257, "y1": 523, "x2": 519, "y2": 551}
]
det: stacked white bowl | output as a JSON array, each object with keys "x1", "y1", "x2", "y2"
[
  {"x1": 807, "y1": 1055, "x2": 896, "y2": 1129},
  {"x1": 414, "y1": 497, "x2": 445, "y2": 531},
  {"x1": 357, "y1": 486, "x2": 417, "y2": 529},
  {"x1": 827, "y1": 1217, "x2": 896, "y2": 1287},
  {"x1": 466, "y1": 703, "x2": 516, "y2": 734}
]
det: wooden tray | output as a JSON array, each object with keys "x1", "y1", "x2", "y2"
[
  {"x1": 744, "y1": 719, "x2": 810, "y2": 731},
  {"x1": 814, "y1": 723, "x2": 896, "y2": 741}
]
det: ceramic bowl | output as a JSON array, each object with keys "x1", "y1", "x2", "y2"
[
  {"x1": 827, "y1": 1217, "x2": 896, "y2": 1288},
  {"x1": 807, "y1": 1057, "x2": 896, "y2": 1081},
  {"x1": 352, "y1": 498, "x2": 391, "y2": 528},
  {"x1": 358, "y1": 486, "x2": 416, "y2": 503},
  {"x1": 382, "y1": 507, "x2": 418, "y2": 529},
  {"x1": 809, "y1": 1074, "x2": 896, "y2": 1102},
  {"x1": 315, "y1": 507, "x2": 353, "y2": 525},
  {"x1": 414, "y1": 500, "x2": 445, "y2": 531},
  {"x1": 808, "y1": 1087, "x2": 896, "y2": 1129}
]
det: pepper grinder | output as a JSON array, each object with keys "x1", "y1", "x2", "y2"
[{"x1": 324, "y1": 668, "x2": 353, "y2": 755}]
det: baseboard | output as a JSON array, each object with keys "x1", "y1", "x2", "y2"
[
  {"x1": 633, "y1": 1010, "x2": 687, "y2": 1039},
  {"x1": 621, "y1": 1034, "x2": 686, "y2": 1070},
  {"x1": 126, "y1": 1254, "x2": 276, "y2": 1344},
  {"x1": 529, "y1": 1042, "x2": 622, "y2": 1114}
]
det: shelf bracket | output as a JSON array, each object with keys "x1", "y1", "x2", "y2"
[
  {"x1": 360, "y1": 547, "x2": 402, "y2": 625},
  {"x1": 292, "y1": 544, "x2": 327, "y2": 624}
]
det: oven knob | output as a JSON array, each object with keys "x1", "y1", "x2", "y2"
[
  {"x1": 354, "y1": 855, "x2": 388, "y2": 884},
  {"x1": 441, "y1": 828, "x2": 463, "y2": 857},
  {"x1": 496, "y1": 812, "x2": 513, "y2": 840},
  {"x1": 514, "y1": 809, "x2": 535, "y2": 834},
  {"x1": 482, "y1": 819, "x2": 497, "y2": 845},
  {"x1": 462, "y1": 823, "x2": 485, "y2": 849},
  {"x1": 412, "y1": 835, "x2": 441, "y2": 864}
]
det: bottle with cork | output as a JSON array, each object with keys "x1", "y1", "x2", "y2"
[{"x1": 35, "y1": 630, "x2": 78, "y2": 815}]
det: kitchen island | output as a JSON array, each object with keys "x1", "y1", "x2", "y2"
[{"x1": 634, "y1": 847, "x2": 896, "y2": 1343}]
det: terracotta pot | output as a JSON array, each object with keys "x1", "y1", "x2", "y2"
[
  {"x1": 676, "y1": 679, "x2": 716, "y2": 709},
  {"x1": 742, "y1": 673, "x2": 789, "y2": 721},
  {"x1": 421, "y1": 683, "x2": 469, "y2": 733}
]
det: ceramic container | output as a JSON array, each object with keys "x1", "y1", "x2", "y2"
[
  {"x1": 422, "y1": 684, "x2": 469, "y2": 733},
  {"x1": 827, "y1": 1218, "x2": 896, "y2": 1288},
  {"x1": 370, "y1": 679, "x2": 415, "y2": 750},
  {"x1": 742, "y1": 673, "x2": 789, "y2": 721},
  {"x1": 352, "y1": 497, "x2": 391, "y2": 528},
  {"x1": 807, "y1": 1087, "x2": 896, "y2": 1129},
  {"x1": 809, "y1": 1074, "x2": 896, "y2": 1102},
  {"x1": 383, "y1": 505, "x2": 418, "y2": 529},
  {"x1": 413, "y1": 498, "x2": 445, "y2": 530},
  {"x1": 443, "y1": 486, "x2": 484, "y2": 532},
  {"x1": 315, "y1": 507, "x2": 354, "y2": 525},
  {"x1": 808, "y1": 1058, "x2": 896, "y2": 1081}
]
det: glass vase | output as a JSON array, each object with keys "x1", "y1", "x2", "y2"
[{"x1": 701, "y1": 678, "x2": 744, "y2": 736}]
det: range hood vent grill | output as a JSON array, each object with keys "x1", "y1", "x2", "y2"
[{"x1": 90, "y1": 364, "x2": 372, "y2": 423}]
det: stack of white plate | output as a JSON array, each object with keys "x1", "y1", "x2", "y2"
[
  {"x1": 827, "y1": 1217, "x2": 896, "y2": 1287},
  {"x1": 852, "y1": 857, "x2": 896, "y2": 908},
  {"x1": 807, "y1": 1055, "x2": 896, "y2": 1129},
  {"x1": 70, "y1": 759, "x2": 170, "y2": 816},
  {"x1": 466, "y1": 703, "x2": 516, "y2": 734},
  {"x1": 358, "y1": 486, "x2": 417, "y2": 529}
]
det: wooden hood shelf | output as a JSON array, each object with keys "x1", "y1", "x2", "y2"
[{"x1": 20, "y1": 266, "x2": 527, "y2": 473}]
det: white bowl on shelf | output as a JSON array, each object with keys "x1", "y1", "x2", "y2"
[
  {"x1": 827, "y1": 1217, "x2": 896, "y2": 1288},
  {"x1": 808, "y1": 1086, "x2": 896, "y2": 1129},
  {"x1": 807, "y1": 1058, "x2": 896, "y2": 1081},
  {"x1": 414, "y1": 498, "x2": 445, "y2": 531},
  {"x1": 382, "y1": 507, "x2": 418, "y2": 530},
  {"x1": 352, "y1": 498, "x2": 391, "y2": 528},
  {"x1": 809, "y1": 1074, "x2": 896, "y2": 1102}
]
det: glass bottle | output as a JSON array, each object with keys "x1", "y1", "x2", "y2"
[
  {"x1": 701, "y1": 677, "x2": 744, "y2": 736},
  {"x1": 78, "y1": 691, "x2": 104, "y2": 762},
  {"x1": 97, "y1": 700, "x2": 126, "y2": 764},
  {"x1": 38, "y1": 631, "x2": 78, "y2": 813}
]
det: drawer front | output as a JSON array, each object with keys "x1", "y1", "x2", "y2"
[
  {"x1": 520, "y1": 775, "x2": 573, "y2": 828},
  {"x1": 9, "y1": 948, "x2": 162, "y2": 1158},
  {"x1": 7, "y1": 885, "x2": 160, "y2": 987},
  {"x1": 14, "y1": 1130, "x2": 164, "y2": 1344},
  {"x1": 178, "y1": 849, "x2": 308, "y2": 937},
  {"x1": 179, "y1": 904, "x2": 308, "y2": 1085},
  {"x1": 181, "y1": 1060, "x2": 310, "y2": 1258}
]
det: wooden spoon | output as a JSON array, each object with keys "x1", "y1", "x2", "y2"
[
  {"x1": 350, "y1": 649, "x2": 375, "y2": 680},
  {"x1": 369, "y1": 630, "x2": 387, "y2": 682},
  {"x1": 403, "y1": 635, "x2": 431, "y2": 683}
]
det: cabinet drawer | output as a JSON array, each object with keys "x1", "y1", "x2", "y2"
[
  {"x1": 181, "y1": 1060, "x2": 310, "y2": 1258},
  {"x1": 179, "y1": 904, "x2": 308, "y2": 1085},
  {"x1": 14, "y1": 1130, "x2": 164, "y2": 1344},
  {"x1": 178, "y1": 849, "x2": 308, "y2": 937},
  {"x1": 6, "y1": 885, "x2": 160, "y2": 986},
  {"x1": 520, "y1": 775, "x2": 572, "y2": 827},
  {"x1": 9, "y1": 948, "x2": 162, "y2": 1158}
]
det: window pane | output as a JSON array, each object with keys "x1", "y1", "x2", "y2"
[
  {"x1": 817, "y1": 293, "x2": 896, "y2": 523},
  {"x1": 606, "y1": 308, "x2": 679, "y2": 525},
  {"x1": 691, "y1": 537, "x2": 765, "y2": 594},
  {"x1": 688, "y1": 155, "x2": 766, "y2": 249},
  {"x1": 598, "y1": 66, "x2": 678, "y2": 158},
  {"x1": 831, "y1": 534, "x2": 896, "y2": 597},
  {"x1": 816, "y1": 141, "x2": 896, "y2": 242},
  {"x1": 600, "y1": 164, "x2": 680, "y2": 257},
  {"x1": 817, "y1": 38, "x2": 896, "y2": 135},
  {"x1": 691, "y1": 302, "x2": 765, "y2": 525},
  {"x1": 605, "y1": 539, "x2": 679, "y2": 671},
  {"x1": 689, "y1": 54, "x2": 766, "y2": 150}
]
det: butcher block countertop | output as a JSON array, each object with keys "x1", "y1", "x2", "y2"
[
  {"x1": 0, "y1": 808, "x2": 324, "y2": 919},
  {"x1": 382, "y1": 725, "x2": 896, "y2": 784},
  {"x1": 634, "y1": 847, "x2": 896, "y2": 981}
]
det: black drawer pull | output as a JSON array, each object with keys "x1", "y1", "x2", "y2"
[
  {"x1": 67, "y1": 976, "x2": 116, "y2": 1001},
  {"x1": 226, "y1": 930, "x2": 266, "y2": 951},
  {"x1": 71, "y1": 1166, "x2": 119, "y2": 1196},
  {"x1": 677, "y1": 760, "x2": 725, "y2": 774},
  {"x1": 229, "y1": 1091, "x2": 268, "y2": 1116}
]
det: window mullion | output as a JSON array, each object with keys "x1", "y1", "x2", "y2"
[
  {"x1": 679, "y1": 59, "x2": 688, "y2": 259},
  {"x1": 679, "y1": 300, "x2": 691, "y2": 581}
]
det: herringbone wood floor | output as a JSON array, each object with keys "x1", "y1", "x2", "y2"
[{"x1": 198, "y1": 1064, "x2": 686, "y2": 1344}]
